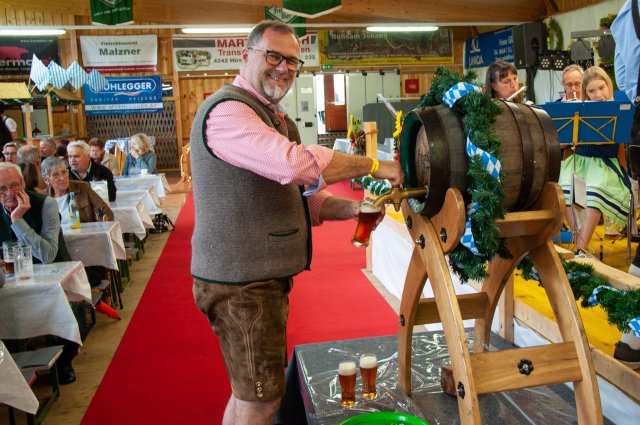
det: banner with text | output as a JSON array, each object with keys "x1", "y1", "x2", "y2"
[
  {"x1": 0, "y1": 37, "x2": 59, "y2": 75},
  {"x1": 318, "y1": 29, "x2": 453, "y2": 66},
  {"x1": 172, "y1": 32, "x2": 318, "y2": 71},
  {"x1": 464, "y1": 28, "x2": 514, "y2": 69},
  {"x1": 84, "y1": 75, "x2": 163, "y2": 116},
  {"x1": 80, "y1": 35, "x2": 157, "y2": 72},
  {"x1": 265, "y1": 7, "x2": 306, "y2": 37},
  {"x1": 90, "y1": 0, "x2": 133, "y2": 25}
]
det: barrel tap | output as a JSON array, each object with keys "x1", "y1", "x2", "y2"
[{"x1": 373, "y1": 186, "x2": 429, "y2": 211}]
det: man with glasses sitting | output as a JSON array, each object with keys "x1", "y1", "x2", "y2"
[{"x1": 2, "y1": 142, "x2": 19, "y2": 164}]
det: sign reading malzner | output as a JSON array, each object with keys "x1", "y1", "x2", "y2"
[{"x1": 80, "y1": 35, "x2": 157, "y2": 72}]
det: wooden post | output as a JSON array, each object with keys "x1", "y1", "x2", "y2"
[
  {"x1": 23, "y1": 103, "x2": 33, "y2": 141},
  {"x1": 363, "y1": 121, "x2": 377, "y2": 160},
  {"x1": 497, "y1": 275, "x2": 514, "y2": 343},
  {"x1": 46, "y1": 94, "x2": 54, "y2": 136}
]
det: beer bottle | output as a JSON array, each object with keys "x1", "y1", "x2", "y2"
[{"x1": 69, "y1": 192, "x2": 81, "y2": 229}]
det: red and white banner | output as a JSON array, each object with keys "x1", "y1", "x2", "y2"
[
  {"x1": 172, "y1": 32, "x2": 318, "y2": 72},
  {"x1": 80, "y1": 35, "x2": 157, "y2": 72}
]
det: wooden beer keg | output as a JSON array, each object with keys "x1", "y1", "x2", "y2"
[{"x1": 399, "y1": 100, "x2": 561, "y2": 217}]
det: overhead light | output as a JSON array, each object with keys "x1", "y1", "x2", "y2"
[
  {"x1": 0, "y1": 28, "x2": 66, "y2": 36},
  {"x1": 366, "y1": 25, "x2": 438, "y2": 32},
  {"x1": 182, "y1": 27, "x2": 253, "y2": 34}
]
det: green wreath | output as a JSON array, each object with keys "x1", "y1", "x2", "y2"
[{"x1": 546, "y1": 17, "x2": 564, "y2": 51}]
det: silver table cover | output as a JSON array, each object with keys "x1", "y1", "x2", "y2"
[
  {"x1": 111, "y1": 199, "x2": 154, "y2": 239},
  {"x1": 0, "y1": 261, "x2": 90, "y2": 345},
  {"x1": 63, "y1": 221, "x2": 126, "y2": 270},
  {"x1": 114, "y1": 173, "x2": 171, "y2": 199}
]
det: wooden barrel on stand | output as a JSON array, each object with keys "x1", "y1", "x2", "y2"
[{"x1": 399, "y1": 100, "x2": 561, "y2": 217}]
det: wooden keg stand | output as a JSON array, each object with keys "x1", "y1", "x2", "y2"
[{"x1": 395, "y1": 182, "x2": 603, "y2": 424}]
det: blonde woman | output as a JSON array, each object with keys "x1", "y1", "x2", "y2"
[
  {"x1": 122, "y1": 133, "x2": 157, "y2": 175},
  {"x1": 558, "y1": 66, "x2": 630, "y2": 256}
]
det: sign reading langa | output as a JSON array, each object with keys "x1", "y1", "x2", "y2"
[
  {"x1": 0, "y1": 37, "x2": 59, "y2": 75},
  {"x1": 80, "y1": 35, "x2": 157, "y2": 72},
  {"x1": 464, "y1": 28, "x2": 514, "y2": 69},
  {"x1": 84, "y1": 75, "x2": 163, "y2": 116},
  {"x1": 172, "y1": 32, "x2": 318, "y2": 71}
]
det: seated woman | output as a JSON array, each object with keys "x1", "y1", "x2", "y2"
[
  {"x1": 89, "y1": 137, "x2": 120, "y2": 176},
  {"x1": 122, "y1": 133, "x2": 157, "y2": 175},
  {"x1": 558, "y1": 66, "x2": 630, "y2": 256},
  {"x1": 41, "y1": 156, "x2": 115, "y2": 287},
  {"x1": 484, "y1": 61, "x2": 521, "y2": 100}
]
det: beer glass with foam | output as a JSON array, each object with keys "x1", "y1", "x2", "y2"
[
  {"x1": 2, "y1": 240, "x2": 18, "y2": 274},
  {"x1": 351, "y1": 199, "x2": 382, "y2": 248},
  {"x1": 338, "y1": 360, "x2": 357, "y2": 406},
  {"x1": 359, "y1": 354, "x2": 378, "y2": 399}
]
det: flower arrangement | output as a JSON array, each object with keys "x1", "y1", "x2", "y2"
[{"x1": 347, "y1": 115, "x2": 366, "y2": 155}]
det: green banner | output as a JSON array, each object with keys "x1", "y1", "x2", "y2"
[
  {"x1": 265, "y1": 7, "x2": 306, "y2": 37},
  {"x1": 282, "y1": 0, "x2": 341, "y2": 19},
  {"x1": 91, "y1": 0, "x2": 133, "y2": 26}
]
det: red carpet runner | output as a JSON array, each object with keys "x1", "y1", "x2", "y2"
[{"x1": 82, "y1": 182, "x2": 398, "y2": 424}]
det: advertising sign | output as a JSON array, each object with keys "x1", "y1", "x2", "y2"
[
  {"x1": 90, "y1": 0, "x2": 133, "y2": 25},
  {"x1": 0, "y1": 37, "x2": 59, "y2": 75},
  {"x1": 84, "y1": 75, "x2": 163, "y2": 116},
  {"x1": 172, "y1": 32, "x2": 318, "y2": 72},
  {"x1": 464, "y1": 28, "x2": 514, "y2": 69},
  {"x1": 80, "y1": 35, "x2": 157, "y2": 72},
  {"x1": 318, "y1": 29, "x2": 453, "y2": 66}
]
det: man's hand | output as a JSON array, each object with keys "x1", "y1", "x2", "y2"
[
  {"x1": 372, "y1": 160, "x2": 403, "y2": 187},
  {"x1": 10, "y1": 190, "x2": 31, "y2": 223}
]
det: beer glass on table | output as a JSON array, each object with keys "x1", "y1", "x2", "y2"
[
  {"x1": 2, "y1": 241, "x2": 18, "y2": 274},
  {"x1": 351, "y1": 199, "x2": 382, "y2": 248},
  {"x1": 338, "y1": 360, "x2": 357, "y2": 406},
  {"x1": 359, "y1": 354, "x2": 378, "y2": 399},
  {"x1": 14, "y1": 244, "x2": 33, "y2": 280}
]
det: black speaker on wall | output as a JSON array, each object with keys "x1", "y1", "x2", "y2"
[{"x1": 512, "y1": 22, "x2": 548, "y2": 69}]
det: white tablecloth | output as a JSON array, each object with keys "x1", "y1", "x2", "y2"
[
  {"x1": 111, "y1": 199, "x2": 154, "y2": 239},
  {"x1": 115, "y1": 173, "x2": 171, "y2": 198},
  {"x1": 0, "y1": 340, "x2": 38, "y2": 414},
  {"x1": 0, "y1": 261, "x2": 90, "y2": 344},
  {"x1": 115, "y1": 188, "x2": 162, "y2": 215},
  {"x1": 63, "y1": 221, "x2": 126, "y2": 270},
  {"x1": 332, "y1": 138, "x2": 353, "y2": 154}
]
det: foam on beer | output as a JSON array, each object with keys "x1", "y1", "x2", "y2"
[
  {"x1": 360, "y1": 202, "x2": 381, "y2": 214},
  {"x1": 359, "y1": 355, "x2": 377, "y2": 369},
  {"x1": 339, "y1": 361, "x2": 357, "y2": 376}
]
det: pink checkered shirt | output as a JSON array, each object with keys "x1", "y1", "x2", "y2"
[{"x1": 205, "y1": 75, "x2": 334, "y2": 225}]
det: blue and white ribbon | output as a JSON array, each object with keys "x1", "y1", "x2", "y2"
[
  {"x1": 442, "y1": 82, "x2": 482, "y2": 108},
  {"x1": 586, "y1": 285, "x2": 640, "y2": 337},
  {"x1": 629, "y1": 318, "x2": 640, "y2": 338},
  {"x1": 353, "y1": 175, "x2": 392, "y2": 196},
  {"x1": 29, "y1": 55, "x2": 49, "y2": 91},
  {"x1": 47, "y1": 61, "x2": 68, "y2": 89},
  {"x1": 67, "y1": 61, "x2": 88, "y2": 91},
  {"x1": 466, "y1": 135, "x2": 502, "y2": 180},
  {"x1": 460, "y1": 203, "x2": 481, "y2": 255},
  {"x1": 88, "y1": 69, "x2": 109, "y2": 92},
  {"x1": 443, "y1": 82, "x2": 499, "y2": 256}
]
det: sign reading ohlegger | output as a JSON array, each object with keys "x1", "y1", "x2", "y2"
[
  {"x1": 80, "y1": 35, "x2": 157, "y2": 72},
  {"x1": 84, "y1": 76, "x2": 163, "y2": 116}
]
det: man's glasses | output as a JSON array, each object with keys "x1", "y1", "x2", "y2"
[
  {"x1": 0, "y1": 182, "x2": 22, "y2": 193},
  {"x1": 248, "y1": 47, "x2": 304, "y2": 71}
]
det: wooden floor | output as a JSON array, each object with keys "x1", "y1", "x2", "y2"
[{"x1": 0, "y1": 173, "x2": 191, "y2": 425}]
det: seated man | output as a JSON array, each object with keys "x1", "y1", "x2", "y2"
[
  {"x1": 67, "y1": 141, "x2": 117, "y2": 202},
  {"x1": 0, "y1": 162, "x2": 78, "y2": 384},
  {"x1": 39, "y1": 139, "x2": 56, "y2": 160}
]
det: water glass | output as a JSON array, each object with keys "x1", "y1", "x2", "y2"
[{"x1": 13, "y1": 244, "x2": 33, "y2": 280}]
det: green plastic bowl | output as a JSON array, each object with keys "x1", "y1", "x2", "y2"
[{"x1": 339, "y1": 412, "x2": 430, "y2": 425}]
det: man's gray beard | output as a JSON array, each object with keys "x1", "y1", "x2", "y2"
[{"x1": 263, "y1": 81, "x2": 291, "y2": 103}]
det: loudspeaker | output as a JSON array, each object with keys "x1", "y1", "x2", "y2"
[{"x1": 512, "y1": 23, "x2": 548, "y2": 69}]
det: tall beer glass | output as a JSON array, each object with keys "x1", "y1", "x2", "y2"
[
  {"x1": 338, "y1": 360, "x2": 357, "y2": 406},
  {"x1": 351, "y1": 199, "x2": 382, "y2": 248},
  {"x1": 359, "y1": 354, "x2": 377, "y2": 399},
  {"x1": 2, "y1": 241, "x2": 17, "y2": 274}
]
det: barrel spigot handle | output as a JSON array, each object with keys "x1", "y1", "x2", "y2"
[{"x1": 373, "y1": 186, "x2": 428, "y2": 212}]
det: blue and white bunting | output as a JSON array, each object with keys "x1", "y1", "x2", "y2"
[
  {"x1": 585, "y1": 285, "x2": 618, "y2": 307},
  {"x1": 88, "y1": 69, "x2": 109, "y2": 92},
  {"x1": 465, "y1": 135, "x2": 502, "y2": 180},
  {"x1": 629, "y1": 318, "x2": 640, "y2": 338},
  {"x1": 442, "y1": 82, "x2": 482, "y2": 108},
  {"x1": 460, "y1": 203, "x2": 481, "y2": 255},
  {"x1": 29, "y1": 55, "x2": 50, "y2": 91},
  {"x1": 47, "y1": 61, "x2": 69, "y2": 89},
  {"x1": 67, "y1": 61, "x2": 89, "y2": 91}
]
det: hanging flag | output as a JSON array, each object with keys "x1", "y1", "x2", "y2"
[
  {"x1": 282, "y1": 0, "x2": 341, "y2": 19},
  {"x1": 29, "y1": 54, "x2": 50, "y2": 91},
  {"x1": 88, "y1": 69, "x2": 109, "y2": 92},
  {"x1": 67, "y1": 61, "x2": 89, "y2": 90},
  {"x1": 90, "y1": 0, "x2": 134, "y2": 26},
  {"x1": 47, "y1": 61, "x2": 69, "y2": 89},
  {"x1": 265, "y1": 7, "x2": 306, "y2": 37}
]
